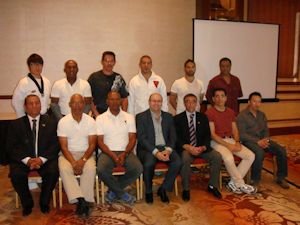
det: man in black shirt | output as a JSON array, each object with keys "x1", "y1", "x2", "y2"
[{"x1": 88, "y1": 51, "x2": 128, "y2": 116}]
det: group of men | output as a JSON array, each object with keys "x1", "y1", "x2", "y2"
[{"x1": 8, "y1": 52, "x2": 289, "y2": 217}]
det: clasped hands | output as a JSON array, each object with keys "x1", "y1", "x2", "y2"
[
  {"x1": 155, "y1": 150, "x2": 171, "y2": 161},
  {"x1": 71, "y1": 159, "x2": 86, "y2": 175},
  {"x1": 113, "y1": 152, "x2": 127, "y2": 166},
  {"x1": 27, "y1": 157, "x2": 43, "y2": 170},
  {"x1": 188, "y1": 145, "x2": 206, "y2": 156}
]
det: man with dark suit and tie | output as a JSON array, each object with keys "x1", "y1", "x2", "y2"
[
  {"x1": 7, "y1": 94, "x2": 59, "y2": 216},
  {"x1": 136, "y1": 93, "x2": 182, "y2": 204},
  {"x1": 174, "y1": 94, "x2": 222, "y2": 201}
]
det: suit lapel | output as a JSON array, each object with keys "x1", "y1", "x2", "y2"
[
  {"x1": 23, "y1": 116, "x2": 35, "y2": 156},
  {"x1": 146, "y1": 110, "x2": 155, "y2": 142}
]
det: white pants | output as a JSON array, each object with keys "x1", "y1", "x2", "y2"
[
  {"x1": 59, "y1": 153, "x2": 96, "y2": 203},
  {"x1": 211, "y1": 138, "x2": 255, "y2": 187}
]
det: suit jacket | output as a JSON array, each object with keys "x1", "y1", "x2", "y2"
[
  {"x1": 136, "y1": 109, "x2": 177, "y2": 158},
  {"x1": 174, "y1": 111, "x2": 212, "y2": 156},
  {"x1": 7, "y1": 114, "x2": 59, "y2": 170}
]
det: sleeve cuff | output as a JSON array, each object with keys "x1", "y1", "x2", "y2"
[
  {"x1": 22, "y1": 157, "x2": 31, "y2": 165},
  {"x1": 165, "y1": 147, "x2": 173, "y2": 153},
  {"x1": 39, "y1": 157, "x2": 48, "y2": 164},
  {"x1": 152, "y1": 148, "x2": 159, "y2": 156}
]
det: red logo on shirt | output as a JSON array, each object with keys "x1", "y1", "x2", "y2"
[{"x1": 153, "y1": 80, "x2": 159, "y2": 88}]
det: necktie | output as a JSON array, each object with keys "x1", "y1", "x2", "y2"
[
  {"x1": 189, "y1": 114, "x2": 196, "y2": 146},
  {"x1": 32, "y1": 119, "x2": 37, "y2": 156}
]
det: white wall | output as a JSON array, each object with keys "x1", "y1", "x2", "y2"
[{"x1": 0, "y1": 0, "x2": 195, "y2": 114}]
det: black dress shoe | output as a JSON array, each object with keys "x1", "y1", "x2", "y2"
[
  {"x1": 207, "y1": 185, "x2": 222, "y2": 199},
  {"x1": 182, "y1": 190, "x2": 190, "y2": 202},
  {"x1": 22, "y1": 207, "x2": 32, "y2": 216},
  {"x1": 40, "y1": 204, "x2": 50, "y2": 214},
  {"x1": 157, "y1": 187, "x2": 169, "y2": 203},
  {"x1": 145, "y1": 193, "x2": 153, "y2": 204},
  {"x1": 76, "y1": 198, "x2": 87, "y2": 216}
]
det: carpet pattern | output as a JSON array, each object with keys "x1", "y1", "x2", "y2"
[{"x1": 1, "y1": 166, "x2": 300, "y2": 225}]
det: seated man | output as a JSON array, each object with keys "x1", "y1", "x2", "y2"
[
  {"x1": 58, "y1": 94, "x2": 97, "y2": 217},
  {"x1": 236, "y1": 92, "x2": 289, "y2": 189},
  {"x1": 205, "y1": 88, "x2": 256, "y2": 194},
  {"x1": 7, "y1": 94, "x2": 59, "y2": 216},
  {"x1": 174, "y1": 94, "x2": 222, "y2": 201},
  {"x1": 136, "y1": 93, "x2": 182, "y2": 204},
  {"x1": 96, "y1": 91, "x2": 143, "y2": 205}
]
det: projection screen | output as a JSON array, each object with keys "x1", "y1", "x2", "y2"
[{"x1": 193, "y1": 19, "x2": 279, "y2": 101}]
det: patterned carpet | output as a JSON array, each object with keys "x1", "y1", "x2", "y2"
[{"x1": 0, "y1": 134, "x2": 299, "y2": 225}]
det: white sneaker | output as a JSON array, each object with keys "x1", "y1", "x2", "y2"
[
  {"x1": 226, "y1": 181, "x2": 243, "y2": 194},
  {"x1": 240, "y1": 184, "x2": 257, "y2": 194}
]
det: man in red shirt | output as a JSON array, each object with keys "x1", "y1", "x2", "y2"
[
  {"x1": 206, "y1": 88, "x2": 256, "y2": 194},
  {"x1": 206, "y1": 57, "x2": 243, "y2": 115}
]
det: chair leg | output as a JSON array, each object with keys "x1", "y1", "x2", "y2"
[
  {"x1": 95, "y1": 175, "x2": 100, "y2": 205},
  {"x1": 174, "y1": 177, "x2": 178, "y2": 196},
  {"x1": 136, "y1": 178, "x2": 140, "y2": 200},
  {"x1": 59, "y1": 177, "x2": 62, "y2": 208},
  {"x1": 219, "y1": 172, "x2": 223, "y2": 191},
  {"x1": 101, "y1": 181, "x2": 105, "y2": 204},
  {"x1": 15, "y1": 192, "x2": 19, "y2": 209},
  {"x1": 140, "y1": 174, "x2": 143, "y2": 200},
  {"x1": 52, "y1": 189, "x2": 57, "y2": 208}
]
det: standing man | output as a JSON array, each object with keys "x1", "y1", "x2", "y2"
[
  {"x1": 58, "y1": 94, "x2": 97, "y2": 217},
  {"x1": 206, "y1": 88, "x2": 256, "y2": 194},
  {"x1": 128, "y1": 55, "x2": 168, "y2": 115},
  {"x1": 7, "y1": 94, "x2": 59, "y2": 216},
  {"x1": 51, "y1": 60, "x2": 92, "y2": 120},
  {"x1": 136, "y1": 93, "x2": 181, "y2": 204},
  {"x1": 236, "y1": 92, "x2": 289, "y2": 189},
  {"x1": 206, "y1": 57, "x2": 243, "y2": 115},
  {"x1": 88, "y1": 51, "x2": 128, "y2": 116},
  {"x1": 12, "y1": 53, "x2": 51, "y2": 118},
  {"x1": 96, "y1": 91, "x2": 143, "y2": 205},
  {"x1": 174, "y1": 94, "x2": 222, "y2": 201},
  {"x1": 170, "y1": 59, "x2": 205, "y2": 114}
]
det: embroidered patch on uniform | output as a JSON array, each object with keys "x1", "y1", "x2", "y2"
[{"x1": 153, "y1": 81, "x2": 159, "y2": 87}]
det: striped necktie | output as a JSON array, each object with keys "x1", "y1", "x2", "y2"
[{"x1": 189, "y1": 114, "x2": 196, "y2": 146}]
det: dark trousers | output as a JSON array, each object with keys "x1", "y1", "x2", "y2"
[
  {"x1": 97, "y1": 152, "x2": 143, "y2": 197},
  {"x1": 243, "y1": 140, "x2": 288, "y2": 181},
  {"x1": 9, "y1": 160, "x2": 59, "y2": 209},
  {"x1": 139, "y1": 150, "x2": 182, "y2": 194},
  {"x1": 180, "y1": 149, "x2": 222, "y2": 191}
]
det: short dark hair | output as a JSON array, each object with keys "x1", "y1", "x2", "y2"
[
  {"x1": 140, "y1": 55, "x2": 152, "y2": 63},
  {"x1": 24, "y1": 94, "x2": 40, "y2": 105},
  {"x1": 248, "y1": 91, "x2": 262, "y2": 100},
  {"x1": 102, "y1": 51, "x2": 116, "y2": 61},
  {"x1": 219, "y1": 57, "x2": 231, "y2": 66},
  {"x1": 27, "y1": 54, "x2": 44, "y2": 66},
  {"x1": 184, "y1": 59, "x2": 195, "y2": 67},
  {"x1": 184, "y1": 93, "x2": 197, "y2": 102},
  {"x1": 212, "y1": 88, "x2": 227, "y2": 97}
]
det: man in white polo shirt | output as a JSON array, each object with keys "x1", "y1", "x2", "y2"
[
  {"x1": 51, "y1": 60, "x2": 92, "y2": 120},
  {"x1": 170, "y1": 59, "x2": 205, "y2": 115},
  {"x1": 96, "y1": 91, "x2": 143, "y2": 205},
  {"x1": 57, "y1": 94, "x2": 97, "y2": 217}
]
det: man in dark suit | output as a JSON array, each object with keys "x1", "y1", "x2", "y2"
[
  {"x1": 136, "y1": 93, "x2": 182, "y2": 204},
  {"x1": 7, "y1": 94, "x2": 59, "y2": 216},
  {"x1": 174, "y1": 94, "x2": 222, "y2": 201}
]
